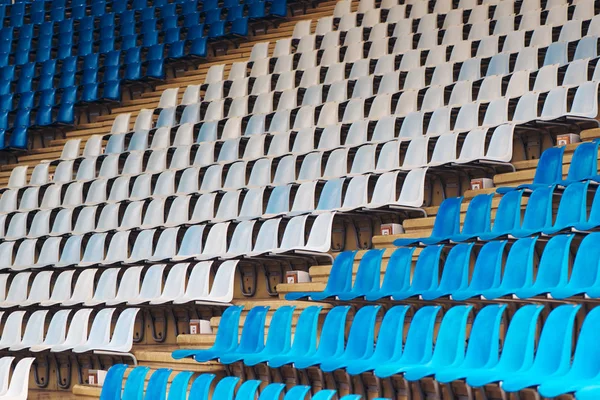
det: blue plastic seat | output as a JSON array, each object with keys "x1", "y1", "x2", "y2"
[
  {"x1": 346, "y1": 305, "x2": 410, "y2": 375},
  {"x1": 364, "y1": 247, "x2": 414, "y2": 301},
  {"x1": 576, "y1": 387, "x2": 600, "y2": 400},
  {"x1": 262, "y1": 306, "x2": 322, "y2": 368},
  {"x1": 122, "y1": 366, "x2": 151, "y2": 400},
  {"x1": 448, "y1": 194, "x2": 494, "y2": 242},
  {"x1": 320, "y1": 305, "x2": 381, "y2": 372},
  {"x1": 539, "y1": 307, "x2": 600, "y2": 397},
  {"x1": 574, "y1": 185, "x2": 600, "y2": 231},
  {"x1": 144, "y1": 368, "x2": 172, "y2": 400},
  {"x1": 183, "y1": 12, "x2": 202, "y2": 28},
  {"x1": 514, "y1": 234, "x2": 573, "y2": 299},
  {"x1": 216, "y1": 306, "x2": 270, "y2": 364},
  {"x1": 58, "y1": 70, "x2": 76, "y2": 90},
  {"x1": 186, "y1": 374, "x2": 217, "y2": 399},
  {"x1": 550, "y1": 232, "x2": 600, "y2": 299},
  {"x1": 7, "y1": 127, "x2": 28, "y2": 150},
  {"x1": 171, "y1": 305, "x2": 243, "y2": 360},
  {"x1": 204, "y1": 9, "x2": 223, "y2": 24},
  {"x1": 393, "y1": 197, "x2": 463, "y2": 247},
  {"x1": 187, "y1": 37, "x2": 209, "y2": 58},
  {"x1": 248, "y1": 1, "x2": 267, "y2": 18},
  {"x1": 373, "y1": 305, "x2": 442, "y2": 378},
  {"x1": 226, "y1": 5, "x2": 246, "y2": 21},
  {"x1": 391, "y1": 245, "x2": 444, "y2": 300},
  {"x1": 165, "y1": 371, "x2": 199, "y2": 400},
  {"x1": 230, "y1": 17, "x2": 249, "y2": 36},
  {"x1": 257, "y1": 383, "x2": 286, "y2": 400},
  {"x1": 144, "y1": 44, "x2": 166, "y2": 79},
  {"x1": 15, "y1": 63, "x2": 36, "y2": 94},
  {"x1": 285, "y1": 251, "x2": 357, "y2": 301},
  {"x1": 99, "y1": 364, "x2": 128, "y2": 400},
  {"x1": 293, "y1": 306, "x2": 351, "y2": 369},
  {"x1": 561, "y1": 141, "x2": 599, "y2": 185},
  {"x1": 437, "y1": 305, "x2": 543, "y2": 385},
  {"x1": 142, "y1": 30, "x2": 160, "y2": 47},
  {"x1": 500, "y1": 304, "x2": 581, "y2": 392},
  {"x1": 210, "y1": 376, "x2": 240, "y2": 399},
  {"x1": 480, "y1": 237, "x2": 537, "y2": 300},
  {"x1": 139, "y1": 7, "x2": 156, "y2": 21},
  {"x1": 208, "y1": 20, "x2": 226, "y2": 39},
  {"x1": 227, "y1": 305, "x2": 296, "y2": 365},
  {"x1": 543, "y1": 181, "x2": 589, "y2": 234},
  {"x1": 504, "y1": 185, "x2": 556, "y2": 238},
  {"x1": 13, "y1": 108, "x2": 31, "y2": 129},
  {"x1": 234, "y1": 380, "x2": 261, "y2": 400},
  {"x1": 283, "y1": 386, "x2": 311, "y2": 400},
  {"x1": 201, "y1": 0, "x2": 220, "y2": 11},
  {"x1": 404, "y1": 305, "x2": 506, "y2": 382},
  {"x1": 421, "y1": 243, "x2": 474, "y2": 300},
  {"x1": 337, "y1": 248, "x2": 384, "y2": 301},
  {"x1": 497, "y1": 146, "x2": 565, "y2": 193},
  {"x1": 56, "y1": 87, "x2": 77, "y2": 125}
]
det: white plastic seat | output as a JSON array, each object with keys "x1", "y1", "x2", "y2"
[
  {"x1": 0, "y1": 311, "x2": 25, "y2": 349},
  {"x1": 293, "y1": 19, "x2": 312, "y2": 39},
  {"x1": 247, "y1": 158, "x2": 272, "y2": 187},
  {"x1": 222, "y1": 220, "x2": 256, "y2": 259},
  {"x1": 568, "y1": 82, "x2": 600, "y2": 119},
  {"x1": 39, "y1": 270, "x2": 75, "y2": 307},
  {"x1": 61, "y1": 269, "x2": 97, "y2": 306},
  {"x1": 479, "y1": 76, "x2": 503, "y2": 103},
  {"x1": 375, "y1": 140, "x2": 401, "y2": 172},
  {"x1": 149, "y1": 263, "x2": 190, "y2": 304},
  {"x1": 50, "y1": 308, "x2": 94, "y2": 352},
  {"x1": 349, "y1": 145, "x2": 376, "y2": 175},
  {"x1": 28, "y1": 310, "x2": 71, "y2": 352},
  {"x1": 195, "y1": 223, "x2": 230, "y2": 260},
  {"x1": 182, "y1": 84, "x2": 202, "y2": 105},
  {"x1": 85, "y1": 268, "x2": 120, "y2": 306},
  {"x1": 110, "y1": 113, "x2": 131, "y2": 135},
  {"x1": 72, "y1": 308, "x2": 117, "y2": 353},
  {"x1": 105, "y1": 266, "x2": 144, "y2": 306},
  {"x1": 21, "y1": 271, "x2": 53, "y2": 307},
  {"x1": 171, "y1": 225, "x2": 206, "y2": 261},
  {"x1": 127, "y1": 264, "x2": 166, "y2": 305},
  {"x1": 0, "y1": 357, "x2": 34, "y2": 400},
  {"x1": 192, "y1": 260, "x2": 238, "y2": 305},
  {"x1": 483, "y1": 98, "x2": 509, "y2": 126},
  {"x1": 9, "y1": 310, "x2": 48, "y2": 351},
  {"x1": 238, "y1": 187, "x2": 265, "y2": 220},
  {"x1": 513, "y1": 92, "x2": 540, "y2": 124},
  {"x1": 273, "y1": 155, "x2": 297, "y2": 185},
  {"x1": 290, "y1": 181, "x2": 317, "y2": 215}
]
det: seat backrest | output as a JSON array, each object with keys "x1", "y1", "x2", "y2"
[
  {"x1": 533, "y1": 146, "x2": 565, "y2": 185},
  {"x1": 496, "y1": 305, "x2": 544, "y2": 371},
  {"x1": 520, "y1": 186, "x2": 555, "y2": 231},
  {"x1": 348, "y1": 249, "x2": 384, "y2": 295},
  {"x1": 314, "y1": 306, "x2": 351, "y2": 358},
  {"x1": 237, "y1": 306, "x2": 270, "y2": 353},
  {"x1": 531, "y1": 234, "x2": 574, "y2": 292},
  {"x1": 436, "y1": 243, "x2": 474, "y2": 294},
  {"x1": 461, "y1": 194, "x2": 493, "y2": 236},
  {"x1": 184, "y1": 373, "x2": 215, "y2": 400},
  {"x1": 122, "y1": 366, "x2": 150, "y2": 400},
  {"x1": 410, "y1": 245, "x2": 444, "y2": 292}
]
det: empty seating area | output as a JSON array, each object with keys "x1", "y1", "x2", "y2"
[
  {"x1": 0, "y1": 0, "x2": 296, "y2": 153},
  {"x1": 4, "y1": 0, "x2": 600, "y2": 397}
]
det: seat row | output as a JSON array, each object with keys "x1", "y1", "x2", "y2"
[
  {"x1": 0, "y1": 261, "x2": 236, "y2": 308},
  {"x1": 0, "y1": 171, "x2": 427, "y2": 241},
  {"x1": 0, "y1": 213, "x2": 334, "y2": 271},
  {"x1": 174, "y1": 303, "x2": 600, "y2": 397},
  {"x1": 0, "y1": 308, "x2": 138, "y2": 354},
  {"x1": 101, "y1": 364, "x2": 368, "y2": 400},
  {"x1": 290, "y1": 230, "x2": 600, "y2": 302}
]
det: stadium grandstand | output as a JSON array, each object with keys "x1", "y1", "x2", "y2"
[{"x1": 0, "y1": 0, "x2": 597, "y2": 397}]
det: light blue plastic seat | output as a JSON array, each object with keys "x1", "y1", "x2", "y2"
[
  {"x1": 402, "y1": 305, "x2": 478, "y2": 381},
  {"x1": 258, "y1": 383, "x2": 286, "y2": 400},
  {"x1": 448, "y1": 194, "x2": 494, "y2": 242},
  {"x1": 211, "y1": 377, "x2": 240, "y2": 399},
  {"x1": 437, "y1": 305, "x2": 542, "y2": 384},
  {"x1": 539, "y1": 307, "x2": 600, "y2": 397},
  {"x1": 267, "y1": 306, "x2": 323, "y2": 368},
  {"x1": 219, "y1": 306, "x2": 272, "y2": 364},
  {"x1": 167, "y1": 371, "x2": 202, "y2": 400},
  {"x1": 339, "y1": 396, "x2": 362, "y2": 400},
  {"x1": 561, "y1": 141, "x2": 599, "y2": 185},
  {"x1": 481, "y1": 237, "x2": 537, "y2": 300},
  {"x1": 393, "y1": 197, "x2": 463, "y2": 247},
  {"x1": 346, "y1": 306, "x2": 410, "y2": 375},
  {"x1": 500, "y1": 304, "x2": 581, "y2": 392},
  {"x1": 421, "y1": 243, "x2": 474, "y2": 300},
  {"x1": 478, "y1": 190, "x2": 523, "y2": 240},
  {"x1": 99, "y1": 364, "x2": 128, "y2": 400},
  {"x1": 496, "y1": 146, "x2": 565, "y2": 193},
  {"x1": 242, "y1": 305, "x2": 296, "y2": 366},
  {"x1": 145, "y1": 368, "x2": 172, "y2": 400},
  {"x1": 391, "y1": 245, "x2": 444, "y2": 300},
  {"x1": 171, "y1": 305, "x2": 244, "y2": 360},
  {"x1": 293, "y1": 306, "x2": 351, "y2": 369},
  {"x1": 320, "y1": 306, "x2": 381, "y2": 372},
  {"x1": 576, "y1": 386, "x2": 600, "y2": 400},
  {"x1": 337, "y1": 249, "x2": 384, "y2": 301},
  {"x1": 466, "y1": 305, "x2": 545, "y2": 387},
  {"x1": 429, "y1": 305, "x2": 509, "y2": 384},
  {"x1": 122, "y1": 366, "x2": 151, "y2": 400},
  {"x1": 283, "y1": 386, "x2": 311, "y2": 399},
  {"x1": 574, "y1": 185, "x2": 600, "y2": 231},
  {"x1": 311, "y1": 390, "x2": 337, "y2": 400},
  {"x1": 451, "y1": 240, "x2": 507, "y2": 301},
  {"x1": 376, "y1": 306, "x2": 472, "y2": 379},
  {"x1": 551, "y1": 232, "x2": 600, "y2": 299},
  {"x1": 543, "y1": 181, "x2": 589, "y2": 234},
  {"x1": 364, "y1": 247, "x2": 414, "y2": 301},
  {"x1": 515, "y1": 234, "x2": 574, "y2": 299},
  {"x1": 505, "y1": 186, "x2": 556, "y2": 238},
  {"x1": 373, "y1": 306, "x2": 441, "y2": 378},
  {"x1": 285, "y1": 251, "x2": 357, "y2": 301},
  {"x1": 234, "y1": 380, "x2": 262, "y2": 400}
]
